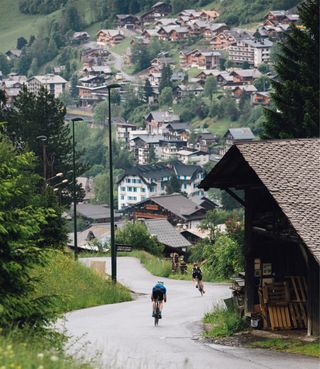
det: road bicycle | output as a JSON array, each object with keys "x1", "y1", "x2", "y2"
[{"x1": 154, "y1": 299, "x2": 161, "y2": 326}]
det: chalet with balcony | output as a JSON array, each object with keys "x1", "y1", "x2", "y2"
[
  {"x1": 230, "y1": 68, "x2": 262, "y2": 84},
  {"x1": 72, "y1": 32, "x2": 90, "y2": 44},
  {"x1": 116, "y1": 122, "x2": 137, "y2": 147},
  {"x1": 220, "y1": 127, "x2": 255, "y2": 156},
  {"x1": 116, "y1": 14, "x2": 140, "y2": 28},
  {"x1": 200, "y1": 139, "x2": 320, "y2": 336},
  {"x1": 199, "y1": 10, "x2": 220, "y2": 21},
  {"x1": 203, "y1": 23, "x2": 229, "y2": 39},
  {"x1": 140, "y1": 2, "x2": 172, "y2": 23},
  {"x1": 145, "y1": 111, "x2": 180, "y2": 135},
  {"x1": 27, "y1": 74, "x2": 66, "y2": 98},
  {"x1": 77, "y1": 75, "x2": 107, "y2": 107},
  {"x1": 251, "y1": 91, "x2": 271, "y2": 106},
  {"x1": 96, "y1": 29, "x2": 125, "y2": 46}
]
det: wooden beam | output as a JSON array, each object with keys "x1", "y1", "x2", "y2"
[{"x1": 225, "y1": 188, "x2": 245, "y2": 206}]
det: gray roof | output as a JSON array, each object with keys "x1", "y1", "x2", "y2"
[
  {"x1": 144, "y1": 219, "x2": 191, "y2": 248},
  {"x1": 166, "y1": 122, "x2": 190, "y2": 131},
  {"x1": 243, "y1": 39, "x2": 273, "y2": 48},
  {"x1": 226, "y1": 128, "x2": 255, "y2": 140},
  {"x1": 200, "y1": 139, "x2": 320, "y2": 263},
  {"x1": 146, "y1": 111, "x2": 180, "y2": 123},
  {"x1": 151, "y1": 193, "x2": 205, "y2": 219},
  {"x1": 76, "y1": 203, "x2": 121, "y2": 220}
]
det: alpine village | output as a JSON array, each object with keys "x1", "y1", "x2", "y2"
[{"x1": 0, "y1": 0, "x2": 319, "y2": 368}]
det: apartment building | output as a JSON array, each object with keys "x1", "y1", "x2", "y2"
[
  {"x1": 228, "y1": 39, "x2": 273, "y2": 67},
  {"x1": 117, "y1": 161, "x2": 205, "y2": 209},
  {"x1": 27, "y1": 74, "x2": 67, "y2": 98}
]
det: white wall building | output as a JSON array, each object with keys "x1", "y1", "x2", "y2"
[{"x1": 27, "y1": 74, "x2": 67, "y2": 98}]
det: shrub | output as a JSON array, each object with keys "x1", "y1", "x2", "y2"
[{"x1": 204, "y1": 305, "x2": 248, "y2": 337}]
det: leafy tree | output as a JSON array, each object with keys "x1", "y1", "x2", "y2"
[
  {"x1": 131, "y1": 44, "x2": 151, "y2": 72},
  {"x1": 93, "y1": 100, "x2": 108, "y2": 125},
  {"x1": 16, "y1": 49, "x2": 32, "y2": 75},
  {"x1": 159, "y1": 64, "x2": 173, "y2": 93},
  {"x1": 0, "y1": 135, "x2": 59, "y2": 327},
  {"x1": 166, "y1": 174, "x2": 180, "y2": 194},
  {"x1": 204, "y1": 76, "x2": 218, "y2": 101},
  {"x1": 148, "y1": 145, "x2": 156, "y2": 163},
  {"x1": 198, "y1": 209, "x2": 221, "y2": 243},
  {"x1": 241, "y1": 61, "x2": 250, "y2": 69},
  {"x1": 222, "y1": 95, "x2": 239, "y2": 121},
  {"x1": 159, "y1": 86, "x2": 173, "y2": 106},
  {"x1": 263, "y1": 0, "x2": 319, "y2": 138},
  {"x1": 254, "y1": 76, "x2": 270, "y2": 92},
  {"x1": 16, "y1": 36, "x2": 28, "y2": 49},
  {"x1": 257, "y1": 63, "x2": 269, "y2": 74},
  {"x1": 1, "y1": 86, "x2": 85, "y2": 205},
  {"x1": 144, "y1": 79, "x2": 153, "y2": 102},
  {"x1": 0, "y1": 54, "x2": 11, "y2": 76},
  {"x1": 93, "y1": 172, "x2": 110, "y2": 204},
  {"x1": 116, "y1": 221, "x2": 164, "y2": 255}
]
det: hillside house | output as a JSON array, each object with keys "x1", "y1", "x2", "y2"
[
  {"x1": 96, "y1": 29, "x2": 125, "y2": 46},
  {"x1": 220, "y1": 127, "x2": 255, "y2": 156},
  {"x1": 200, "y1": 10, "x2": 219, "y2": 21},
  {"x1": 72, "y1": 32, "x2": 90, "y2": 44},
  {"x1": 251, "y1": 91, "x2": 271, "y2": 106},
  {"x1": 228, "y1": 85, "x2": 257, "y2": 98},
  {"x1": 199, "y1": 139, "x2": 320, "y2": 336},
  {"x1": 77, "y1": 75, "x2": 107, "y2": 107},
  {"x1": 176, "y1": 148, "x2": 209, "y2": 166},
  {"x1": 140, "y1": 2, "x2": 172, "y2": 23},
  {"x1": 145, "y1": 111, "x2": 180, "y2": 135},
  {"x1": 122, "y1": 193, "x2": 207, "y2": 228},
  {"x1": 179, "y1": 49, "x2": 220, "y2": 69},
  {"x1": 27, "y1": 74, "x2": 66, "y2": 98},
  {"x1": 230, "y1": 68, "x2": 262, "y2": 84},
  {"x1": 195, "y1": 132, "x2": 217, "y2": 152},
  {"x1": 116, "y1": 14, "x2": 140, "y2": 28},
  {"x1": 203, "y1": 23, "x2": 229, "y2": 39},
  {"x1": 116, "y1": 122, "x2": 137, "y2": 147},
  {"x1": 164, "y1": 122, "x2": 190, "y2": 141}
]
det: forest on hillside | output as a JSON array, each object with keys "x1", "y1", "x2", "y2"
[{"x1": 19, "y1": 0, "x2": 301, "y2": 25}]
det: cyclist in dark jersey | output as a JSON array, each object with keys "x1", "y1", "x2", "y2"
[
  {"x1": 192, "y1": 263, "x2": 205, "y2": 293},
  {"x1": 151, "y1": 281, "x2": 167, "y2": 318}
]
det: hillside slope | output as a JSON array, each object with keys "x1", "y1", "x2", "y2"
[{"x1": 0, "y1": 0, "x2": 301, "y2": 53}]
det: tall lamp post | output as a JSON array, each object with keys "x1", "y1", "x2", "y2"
[
  {"x1": 36, "y1": 135, "x2": 48, "y2": 187},
  {"x1": 107, "y1": 84, "x2": 121, "y2": 283},
  {"x1": 71, "y1": 117, "x2": 83, "y2": 260}
]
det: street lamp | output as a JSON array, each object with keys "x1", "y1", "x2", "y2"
[
  {"x1": 107, "y1": 84, "x2": 121, "y2": 283},
  {"x1": 71, "y1": 117, "x2": 83, "y2": 260},
  {"x1": 36, "y1": 135, "x2": 48, "y2": 183}
]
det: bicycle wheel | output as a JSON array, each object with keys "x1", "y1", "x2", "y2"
[{"x1": 154, "y1": 304, "x2": 160, "y2": 326}]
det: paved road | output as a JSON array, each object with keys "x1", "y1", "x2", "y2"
[{"x1": 60, "y1": 257, "x2": 318, "y2": 369}]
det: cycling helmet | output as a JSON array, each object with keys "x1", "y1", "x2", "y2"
[{"x1": 157, "y1": 281, "x2": 164, "y2": 285}]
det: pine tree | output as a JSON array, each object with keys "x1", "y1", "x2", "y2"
[
  {"x1": 263, "y1": 0, "x2": 319, "y2": 138},
  {"x1": 159, "y1": 64, "x2": 173, "y2": 93}
]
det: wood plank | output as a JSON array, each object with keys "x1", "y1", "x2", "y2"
[
  {"x1": 284, "y1": 306, "x2": 291, "y2": 328},
  {"x1": 269, "y1": 307, "x2": 276, "y2": 330},
  {"x1": 300, "y1": 303, "x2": 307, "y2": 326},
  {"x1": 289, "y1": 303, "x2": 298, "y2": 328},
  {"x1": 291, "y1": 276, "x2": 301, "y2": 302},
  {"x1": 297, "y1": 277, "x2": 306, "y2": 301},
  {"x1": 301, "y1": 276, "x2": 308, "y2": 298}
]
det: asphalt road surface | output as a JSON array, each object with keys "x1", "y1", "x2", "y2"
[{"x1": 59, "y1": 257, "x2": 319, "y2": 369}]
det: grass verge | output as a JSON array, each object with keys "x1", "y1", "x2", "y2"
[
  {"x1": 203, "y1": 305, "x2": 248, "y2": 337},
  {"x1": 33, "y1": 250, "x2": 132, "y2": 313},
  {"x1": 250, "y1": 338, "x2": 320, "y2": 358},
  {"x1": 0, "y1": 327, "x2": 94, "y2": 369}
]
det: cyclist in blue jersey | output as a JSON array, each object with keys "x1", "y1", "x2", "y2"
[{"x1": 151, "y1": 281, "x2": 167, "y2": 319}]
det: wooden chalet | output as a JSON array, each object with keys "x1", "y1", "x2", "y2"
[
  {"x1": 140, "y1": 2, "x2": 172, "y2": 23},
  {"x1": 124, "y1": 193, "x2": 208, "y2": 228},
  {"x1": 251, "y1": 91, "x2": 271, "y2": 106},
  {"x1": 199, "y1": 139, "x2": 320, "y2": 336},
  {"x1": 116, "y1": 14, "x2": 140, "y2": 28},
  {"x1": 96, "y1": 29, "x2": 125, "y2": 46}
]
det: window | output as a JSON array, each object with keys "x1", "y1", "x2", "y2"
[
  {"x1": 184, "y1": 184, "x2": 187, "y2": 189},
  {"x1": 121, "y1": 187, "x2": 126, "y2": 191},
  {"x1": 121, "y1": 195, "x2": 124, "y2": 200},
  {"x1": 150, "y1": 186, "x2": 154, "y2": 192},
  {"x1": 141, "y1": 188, "x2": 146, "y2": 192},
  {"x1": 132, "y1": 179, "x2": 136, "y2": 183},
  {"x1": 126, "y1": 178, "x2": 131, "y2": 183},
  {"x1": 128, "y1": 186, "x2": 133, "y2": 192},
  {"x1": 134, "y1": 187, "x2": 137, "y2": 192}
]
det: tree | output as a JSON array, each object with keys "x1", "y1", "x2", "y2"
[
  {"x1": 254, "y1": 75, "x2": 270, "y2": 92},
  {"x1": 93, "y1": 172, "x2": 110, "y2": 204},
  {"x1": 159, "y1": 86, "x2": 173, "y2": 106},
  {"x1": 204, "y1": 76, "x2": 217, "y2": 101},
  {"x1": 116, "y1": 221, "x2": 164, "y2": 255},
  {"x1": 70, "y1": 73, "x2": 79, "y2": 99},
  {"x1": 144, "y1": 79, "x2": 153, "y2": 102},
  {"x1": 148, "y1": 145, "x2": 156, "y2": 163},
  {"x1": 263, "y1": 0, "x2": 319, "y2": 138},
  {"x1": 166, "y1": 174, "x2": 180, "y2": 194},
  {"x1": 16, "y1": 36, "x2": 28, "y2": 49},
  {"x1": 198, "y1": 209, "x2": 220, "y2": 243},
  {"x1": 93, "y1": 100, "x2": 108, "y2": 125},
  {"x1": 257, "y1": 63, "x2": 269, "y2": 74},
  {"x1": 159, "y1": 64, "x2": 173, "y2": 93},
  {"x1": 0, "y1": 135, "x2": 59, "y2": 328},
  {"x1": 241, "y1": 61, "x2": 250, "y2": 69},
  {"x1": 1, "y1": 86, "x2": 85, "y2": 205},
  {"x1": 0, "y1": 54, "x2": 11, "y2": 76}
]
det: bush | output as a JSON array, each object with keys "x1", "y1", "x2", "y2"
[
  {"x1": 204, "y1": 305, "x2": 248, "y2": 337},
  {"x1": 116, "y1": 221, "x2": 164, "y2": 256}
]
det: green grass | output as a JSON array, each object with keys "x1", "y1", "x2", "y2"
[
  {"x1": 0, "y1": 328, "x2": 95, "y2": 369},
  {"x1": 0, "y1": 0, "x2": 52, "y2": 52},
  {"x1": 203, "y1": 305, "x2": 248, "y2": 337},
  {"x1": 111, "y1": 37, "x2": 133, "y2": 55},
  {"x1": 187, "y1": 67, "x2": 202, "y2": 78},
  {"x1": 192, "y1": 117, "x2": 241, "y2": 136},
  {"x1": 33, "y1": 250, "x2": 132, "y2": 313},
  {"x1": 250, "y1": 338, "x2": 320, "y2": 358}
]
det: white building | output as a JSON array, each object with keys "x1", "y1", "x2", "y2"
[
  {"x1": 117, "y1": 161, "x2": 205, "y2": 209},
  {"x1": 228, "y1": 39, "x2": 273, "y2": 67},
  {"x1": 27, "y1": 74, "x2": 67, "y2": 98}
]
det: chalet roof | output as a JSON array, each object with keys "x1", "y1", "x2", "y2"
[
  {"x1": 152, "y1": 1, "x2": 167, "y2": 8},
  {"x1": 132, "y1": 134, "x2": 165, "y2": 144},
  {"x1": 28, "y1": 74, "x2": 67, "y2": 84},
  {"x1": 243, "y1": 39, "x2": 273, "y2": 48},
  {"x1": 146, "y1": 111, "x2": 180, "y2": 122},
  {"x1": 96, "y1": 29, "x2": 123, "y2": 37},
  {"x1": 116, "y1": 14, "x2": 138, "y2": 20},
  {"x1": 230, "y1": 68, "x2": 261, "y2": 78},
  {"x1": 149, "y1": 194, "x2": 205, "y2": 219},
  {"x1": 144, "y1": 219, "x2": 192, "y2": 248},
  {"x1": 76, "y1": 203, "x2": 121, "y2": 220},
  {"x1": 225, "y1": 128, "x2": 255, "y2": 140},
  {"x1": 170, "y1": 160, "x2": 202, "y2": 177},
  {"x1": 208, "y1": 23, "x2": 228, "y2": 32},
  {"x1": 166, "y1": 122, "x2": 190, "y2": 131},
  {"x1": 199, "y1": 139, "x2": 320, "y2": 263},
  {"x1": 156, "y1": 18, "x2": 177, "y2": 26}
]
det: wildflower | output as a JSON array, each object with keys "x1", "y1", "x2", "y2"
[
  {"x1": 37, "y1": 366, "x2": 44, "y2": 369},
  {"x1": 50, "y1": 355, "x2": 59, "y2": 362},
  {"x1": 37, "y1": 353, "x2": 44, "y2": 359},
  {"x1": 6, "y1": 345, "x2": 12, "y2": 350}
]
